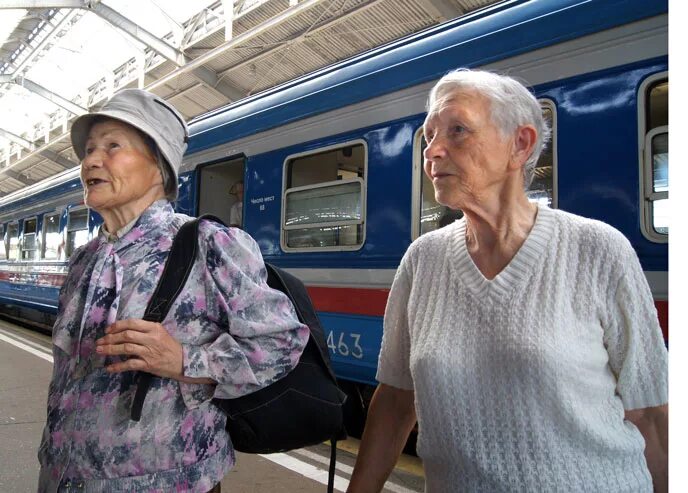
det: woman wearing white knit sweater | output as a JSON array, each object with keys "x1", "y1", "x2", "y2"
[{"x1": 347, "y1": 69, "x2": 668, "y2": 493}]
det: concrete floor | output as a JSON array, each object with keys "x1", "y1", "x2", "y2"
[{"x1": 0, "y1": 320, "x2": 423, "y2": 493}]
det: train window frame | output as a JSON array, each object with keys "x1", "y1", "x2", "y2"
[
  {"x1": 281, "y1": 139, "x2": 368, "y2": 252},
  {"x1": 41, "y1": 211, "x2": 63, "y2": 261},
  {"x1": 638, "y1": 72, "x2": 668, "y2": 243},
  {"x1": 21, "y1": 216, "x2": 38, "y2": 261},
  {"x1": 411, "y1": 99, "x2": 558, "y2": 240},
  {"x1": 66, "y1": 207, "x2": 90, "y2": 258},
  {"x1": 6, "y1": 221, "x2": 20, "y2": 261}
]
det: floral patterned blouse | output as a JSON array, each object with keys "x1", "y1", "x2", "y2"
[{"x1": 38, "y1": 200, "x2": 309, "y2": 492}]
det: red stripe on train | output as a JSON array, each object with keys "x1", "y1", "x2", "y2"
[
  {"x1": 655, "y1": 300, "x2": 668, "y2": 341},
  {"x1": 0, "y1": 271, "x2": 670, "y2": 341},
  {"x1": 307, "y1": 287, "x2": 670, "y2": 343},
  {"x1": 306, "y1": 286, "x2": 389, "y2": 317}
]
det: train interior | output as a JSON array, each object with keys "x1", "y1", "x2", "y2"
[{"x1": 197, "y1": 157, "x2": 246, "y2": 226}]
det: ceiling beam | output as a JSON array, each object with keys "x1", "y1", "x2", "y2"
[
  {"x1": 10, "y1": 10, "x2": 76, "y2": 77},
  {"x1": 0, "y1": 1, "x2": 82, "y2": 7},
  {"x1": 148, "y1": 0, "x2": 329, "y2": 93},
  {"x1": 1, "y1": 1, "x2": 247, "y2": 101},
  {"x1": 424, "y1": 0, "x2": 463, "y2": 21},
  {"x1": 0, "y1": 130, "x2": 71, "y2": 180},
  {"x1": 217, "y1": 0, "x2": 386, "y2": 78},
  {"x1": 0, "y1": 128, "x2": 76, "y2": 171},
  {"x1": 39, "y1": 149, "x2": 77, "y2": 169},
  {"x1": 0, "y1": 128, "x2": 34, "y2": 150},
  {"x1": 2, "y1": 169, "x2": 34, "y2": 186},
  {"x1": 0, "y1": 75, "x2": 87, "y2": 116},
  {"x1": 88, "y1": 2, "x2": 246, "y2": 100}
]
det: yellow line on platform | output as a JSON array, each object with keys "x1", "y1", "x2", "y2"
[{"x1": 335, "y1": 437, "x2": 425, "y2": 477}]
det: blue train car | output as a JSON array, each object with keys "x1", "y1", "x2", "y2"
[{"x1": 0, "y1": 0, "x2": 669, "y2": 406}]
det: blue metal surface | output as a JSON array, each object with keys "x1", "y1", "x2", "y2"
[
  {"x1": 242, "y1": 117, "x2": 420, "y2": 267},
  {"x1": 0, "y1": 284, "x2": 59, "y2": 314},
  {"x1": 536, "y1": 57, "x2": 668, "y2": 271},
  {"x1": 319, "y1": 312, "x2": 382, "y2": 385},
  {"x1": 0, "y1": 176, "x2": 82, "y2": 217}
]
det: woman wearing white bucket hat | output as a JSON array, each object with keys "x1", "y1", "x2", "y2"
[{"x1": 37, "y1": 89, "x2": 309, "y2": 493}]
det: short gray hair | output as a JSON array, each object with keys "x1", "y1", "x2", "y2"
[{"x1": 426, "y1": 68, "x2": 551, "y2": 188}]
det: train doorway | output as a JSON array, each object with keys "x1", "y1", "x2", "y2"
[{"x1": 197, "y1": 156, "x2": 246, "y2": 229}]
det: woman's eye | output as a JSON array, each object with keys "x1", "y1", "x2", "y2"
[
  {"x1": 85, "y1": 147, "x2": 94, "y2": 155},
  {"x1": 452, "y1": 126, "x2": 466, "y2": 135},
  {"x1": 108, "y1": 142, "x2": 120, "y2": 150}
]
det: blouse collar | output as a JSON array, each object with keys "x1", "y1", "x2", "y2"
[{"x1": 97, "y1": 199, "x2": 174, "y2": 248}]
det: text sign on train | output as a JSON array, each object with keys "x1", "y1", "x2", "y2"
[{"x1": 250, "y1": 195, "x2": 275, "y2": 212}]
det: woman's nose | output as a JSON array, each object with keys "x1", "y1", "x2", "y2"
[
  {"x1": 424, "y1": 135, "x2": 447, "y2": 160},
  {"x1": 82, "y1": 149, "x2": 104, "y2": 168}
]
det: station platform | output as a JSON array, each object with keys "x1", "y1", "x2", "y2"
[{"x1": 0, "y1": 320, "x2": 424, "y2": 493}]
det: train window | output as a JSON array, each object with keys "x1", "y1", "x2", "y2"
[
  {"x1": 66, "y1": 208, "x2": 89, "y2": 257},
  {"x1": 7, "y1": 223, "x2": 20, "y2": 261},
  {"x1": 527, "y1": 103, "x2": 556, "y2": 207},
  {"x1": 416, "y1": 133, "x2": 464, "y2": 236},
  {"x1": 282, "y1": 141, "x2": 366, "y2": 251},
  {"x1": 412, "y1": 101, "x2": 557, "y2": 238},
  {"x1": 639, "y1": 75, "x2": 668, "y2": 242},
  {"x1": 42, "y1": 213, "x2": 62, "y2": 260},
  {"x1": 0, "y1": 224, "x2": 5, "y2": 260},
  {"x1": 21, "y1": 217, "x2": 38, "y2": 261}
]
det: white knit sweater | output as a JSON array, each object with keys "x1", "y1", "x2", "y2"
[{"x1": 377, "y1": 205, "x2": 668, "y2": 492}]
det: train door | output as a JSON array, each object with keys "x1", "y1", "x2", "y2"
[{"x1": 197, "y1": 156, "x2": 246, "y2": 229}]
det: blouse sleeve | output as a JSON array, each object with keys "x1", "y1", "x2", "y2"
[
  {"x1": 376, "y1": 252, "x2": 414, "y2": 391},
  {"x1": 603, "y1": 241, "x2": 668, "y2": 410},
  {"x1": 179, "y1": 222, "x2": 309, "y2": 406}
]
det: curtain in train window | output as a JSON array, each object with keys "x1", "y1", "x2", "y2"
[
  {"x1": 418, "y1": 136, "x2": 464, "y2": 236},
  {"x1": 283, "y1": 143, "x2": 366, "y2": 250},
  {"x1": 42, "y1": 213, "x2": 62, "y2": 260},
  {"x1": 526, "y1": 106, "x2": 554, "y2": 206},
  {"x1": 22, "y1": 217, "x2": 38, "y2": 260},
  {"x1": 0, "y1": 225, "x2": 5, "y2": 260},
  {"x1": 66, "y1": 209, "x2": 89, "y2": 257},
  {"x1": 7, "y1": 223, "x2": 20, "y2": 261}
]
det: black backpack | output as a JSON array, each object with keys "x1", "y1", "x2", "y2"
[{"x1": 130, "y1": 215, "x2": 347, "y2": 492}]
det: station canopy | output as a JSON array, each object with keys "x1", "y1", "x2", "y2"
[{"x1": 0, "y1": 0, "x2": 501, "y2": 197}]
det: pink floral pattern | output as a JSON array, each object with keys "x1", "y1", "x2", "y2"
[{"x1": 38, "y1": 200, "x2": 309, "y2": 492}]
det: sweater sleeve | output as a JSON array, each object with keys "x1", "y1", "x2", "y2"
[
  {"x1": 603, "y1": 242, "x2": 668, "y2": 410},
  {"x1": 376, "y1": 252, "x2": 414, "y2": 390},
  {"x1": 179, "y1": 222, "x2": 310, "y2": 407}
]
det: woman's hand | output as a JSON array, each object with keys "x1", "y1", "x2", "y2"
[{"x1": 96, "y1": 319, "x2": 184, "y2": 380}]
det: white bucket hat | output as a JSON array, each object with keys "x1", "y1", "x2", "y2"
[{"x1": 70, "y1": 88, "x2": 188, "y2": 201}]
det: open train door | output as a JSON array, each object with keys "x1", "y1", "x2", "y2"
[{"x1": 197, "y1": 155, "x2": 246, "y2": 229}]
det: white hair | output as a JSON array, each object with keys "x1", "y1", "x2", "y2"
[{"x1": 426, "y1": 68, "x2": 551, "y2": 188}]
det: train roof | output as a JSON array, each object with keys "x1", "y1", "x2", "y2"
[{"x1": 186, "y1": 0, "x2": 667, "y2": 155}]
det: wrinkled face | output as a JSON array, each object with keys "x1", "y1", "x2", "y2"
[
  {"x1": 80, "y1": 119, "x2": 162, "y2": 214},
  {"x1": 423, "y1": 90, "x2": 514, "y2": 209}
]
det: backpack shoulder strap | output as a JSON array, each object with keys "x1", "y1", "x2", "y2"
[
  {"x1": 131, "y1": 217, "x2": 201, "y2": 421},
  {"x1": 143, "y1": 218, "x2": 202, "y2": 323},
  {"x1": 264, "y1": 263, "x2": 339, "y2": 384}
]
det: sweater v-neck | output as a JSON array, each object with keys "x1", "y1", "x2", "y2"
[{"x1": 450, "y1": 204, "x2": 554, "y2": 299}]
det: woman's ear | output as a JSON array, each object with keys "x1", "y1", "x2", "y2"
[{"x1": 509, "y1": 125, "x2": 537, "y2": 170}]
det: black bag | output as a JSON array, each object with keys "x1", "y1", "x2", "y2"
[{"x1": 130, "y1": 215, "x2": 347, "y2": 492}]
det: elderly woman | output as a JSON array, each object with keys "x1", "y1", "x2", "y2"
[
  {"x1": 37, "y1": 89, "x2": 309, "y2": 492},
  {"x1": 347, "y1": 69, "x2": 668, "y2": 492}
]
